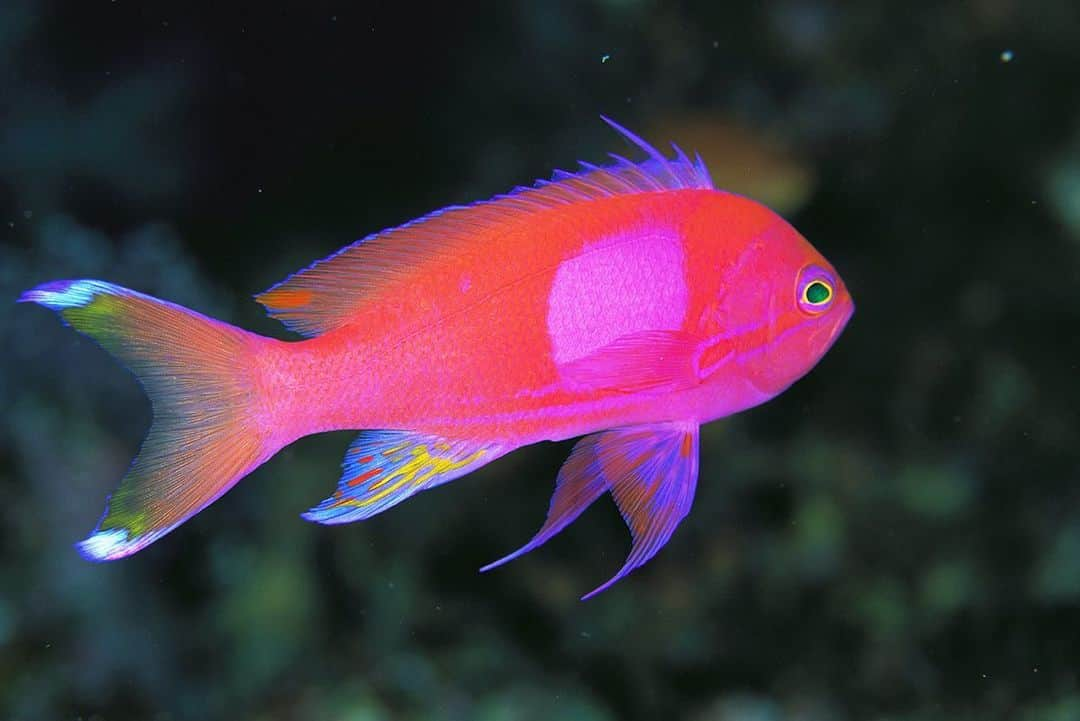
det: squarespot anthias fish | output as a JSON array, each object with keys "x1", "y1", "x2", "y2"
[{"x1": 21, "y1": 118, "x2": 853, "y2": 598}]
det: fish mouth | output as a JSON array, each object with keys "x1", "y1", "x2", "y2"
[
  {"x1": 825, "y1": 301, "x2": 854, "y2": 349},
  {"x1": 810, "y1": 300, "x2": 853, "y2": 354}
]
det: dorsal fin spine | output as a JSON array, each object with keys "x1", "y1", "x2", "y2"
[{"x1": 256, "y1": 118, "x2": 716, "y2": 338}]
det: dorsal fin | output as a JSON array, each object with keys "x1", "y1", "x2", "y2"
[{"x1": 256, "y1": 118, "x2": 715, "y2": 338}]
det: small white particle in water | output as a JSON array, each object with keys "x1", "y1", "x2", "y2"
[
  {"x1": 331, "y1": 15, "x2": 337, "y2": 21},
  {"x1": 601, "y1": 54, "x2": 611, "y2": 63},
  {"x1": 580, "y1": 631, "x2": 591, "y2": 639},
  {"x1": 257, "y1": 187, "x2": 263, "y2": 193},
  {"x1": 1000, "y1": 50, "x2": 1014, "y2": 62},
  {"x1": 712, "y1": 40, "x2": 719, "y2": 48}
]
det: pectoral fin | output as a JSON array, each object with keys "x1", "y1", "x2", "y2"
[
  {"x1": 559, "y1": 330, "x2": 704, "y2": 394},
  {"x1": 482, "y1": 422, "x2": 700, "y2": 599}
]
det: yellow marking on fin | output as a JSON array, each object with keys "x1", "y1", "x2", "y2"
[
  {"x1": 355, "y1": 473, "x2": 414, "y2": 507},
  {"x1": 338, "y1": 445, "x2": 487, "y2": 509},
  {"x1": 366, "y1": 445, "x2": 429, "y2": 492},
  {"x1": 381, "y1": 443, "x2": 409, "y2": 456}
]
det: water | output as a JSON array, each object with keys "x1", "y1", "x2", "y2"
[{"x1": 3, "y1": 2, "x2": 1079, "y2": 719}]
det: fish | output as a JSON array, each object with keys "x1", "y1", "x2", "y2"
[
  {"x1": 646, "y1": 113, "x2": 817, "y2": 215},
  {"x1": 19, "y1": 118, "x2": 854, "y2": 599}
]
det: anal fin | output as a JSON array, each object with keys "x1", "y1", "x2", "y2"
[{"x1": 304, "y1": 430, "x2": 505, "y2": 525}]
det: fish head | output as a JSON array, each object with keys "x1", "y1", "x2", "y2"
[{"x1": 712, "y1": 213, "x2": 854, "y2": 400}]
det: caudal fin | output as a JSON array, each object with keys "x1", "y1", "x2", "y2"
[{"x1": 19, "y1": 280, "x2": 272, "y2": 560}]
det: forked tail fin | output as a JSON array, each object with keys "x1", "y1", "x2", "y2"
[{"x1": 19, "y1": 280, "x2": 273, "y2": 560}]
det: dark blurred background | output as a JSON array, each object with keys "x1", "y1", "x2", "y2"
[{"x1": 3, "y1": 1, "x2": 1080, "y2": 719}]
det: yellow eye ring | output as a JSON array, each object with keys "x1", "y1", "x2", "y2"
[{"x1": 802, "y1": 280, "x2": 833, "y2": 306}]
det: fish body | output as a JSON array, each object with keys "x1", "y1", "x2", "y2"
[
  {"x1": 21, "y1": 119, "x2": 853, "y2": 598},
  {"x1": 266, "y1": 191, "x2": 790, "y2": 440}
]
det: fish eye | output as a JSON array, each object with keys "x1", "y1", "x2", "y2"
[
  {"x1": 796, "y1": 268, "x2": 836, "y2": 314},
  {"x1": 803, "y1": 280, "x2": 832, "y2": 306}
]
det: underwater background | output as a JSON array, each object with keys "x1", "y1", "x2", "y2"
[{"x1": 3, "y1": 1, "x2": 1080, "y2": 719}]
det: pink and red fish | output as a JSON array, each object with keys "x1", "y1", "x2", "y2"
[{"x1": 20, "y1": 118, "x2": 853, "y2": 598}]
